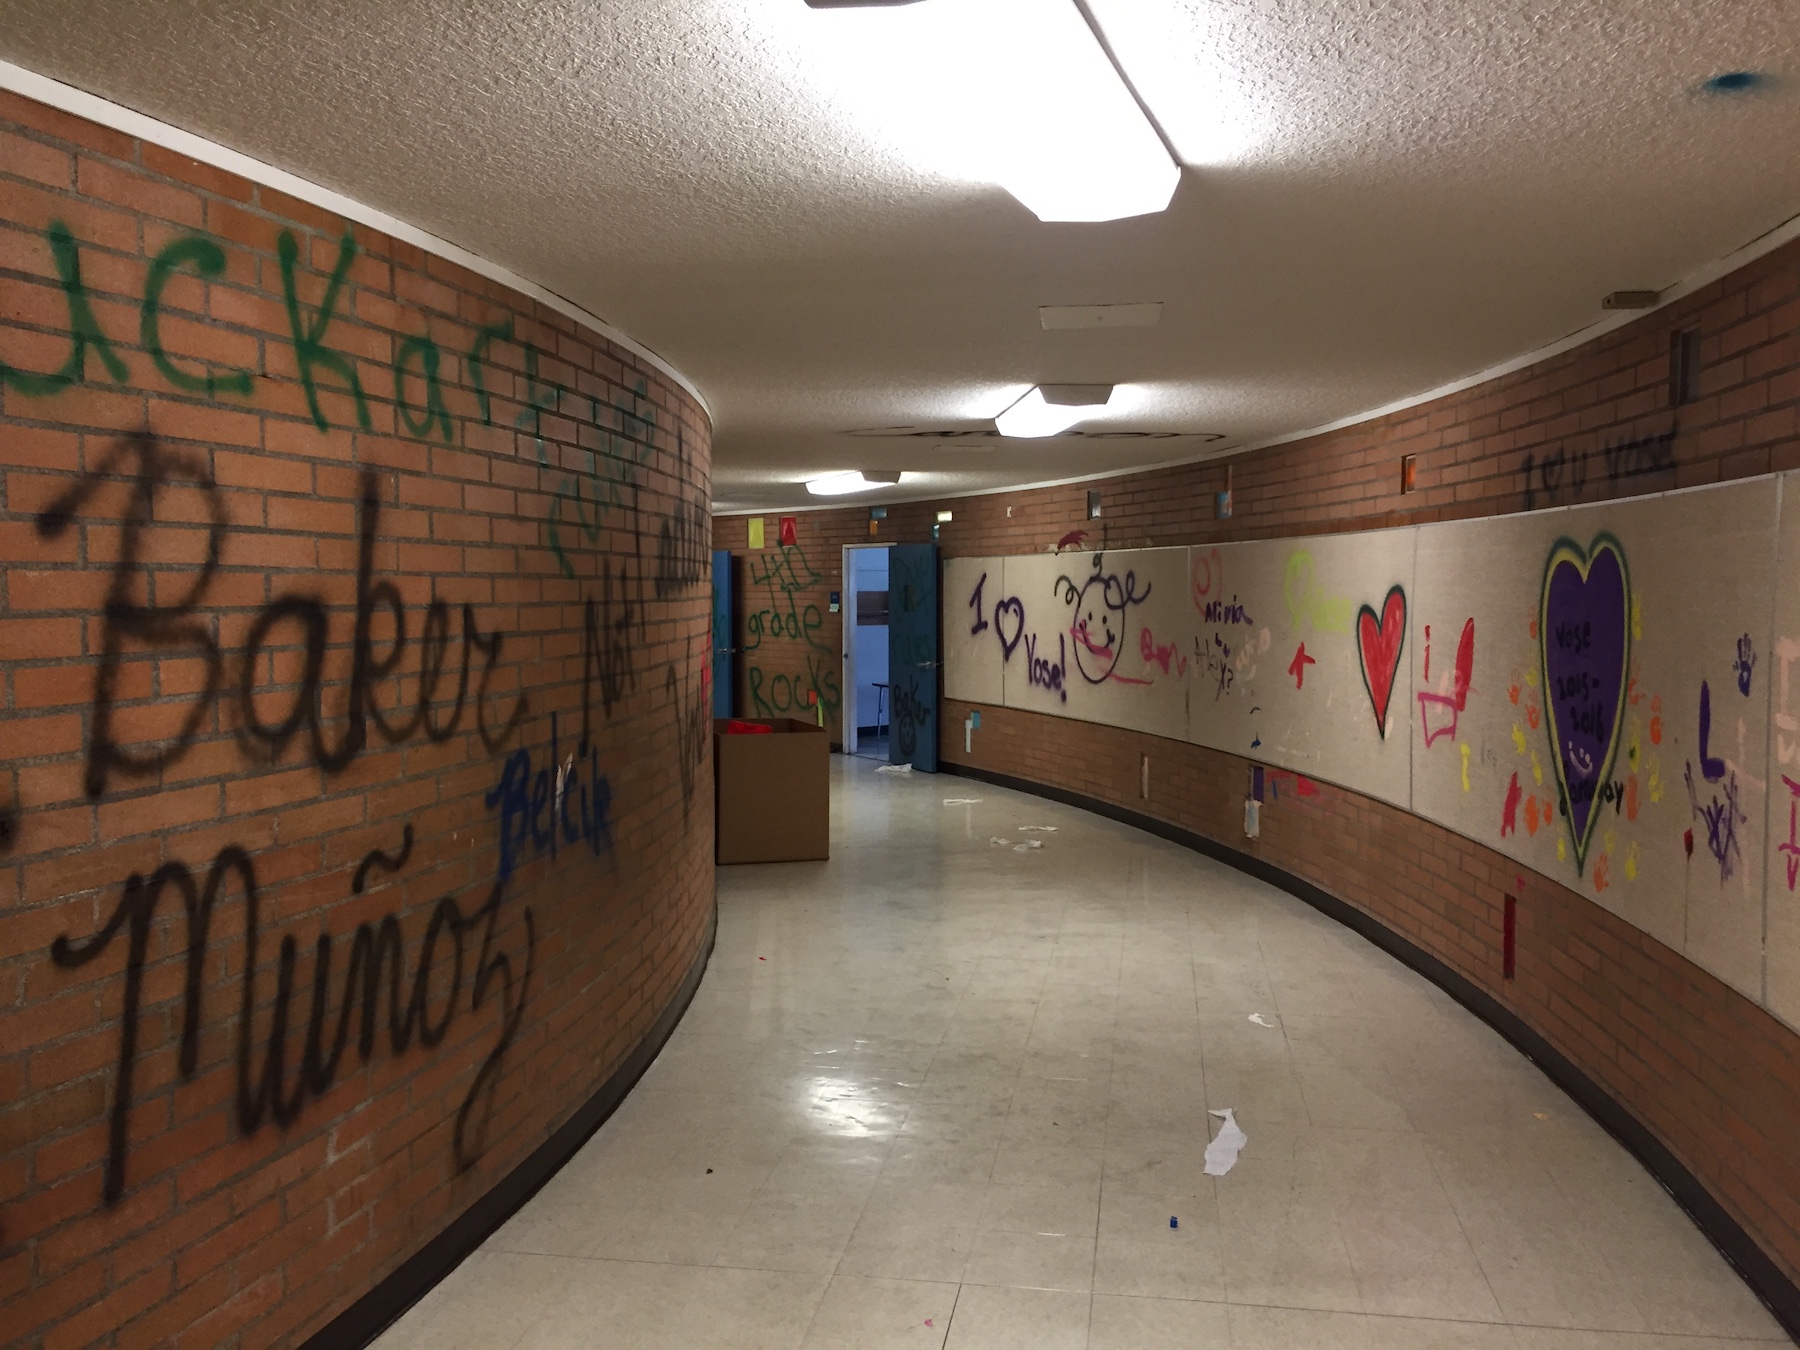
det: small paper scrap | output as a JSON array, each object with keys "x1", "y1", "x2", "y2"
[
  {"x1": 1204, "y1": 1108, "x2": 1247, "y2": 1176},
  {"x1": 1016, "y1": 825, "x2": 1058, "y2": 832},
  {"x1": 990, "y1": 837, "x2": 1012, "y2": 847},
  {"x1": 1013, "y1": 840, "x2": 1042, "y2": 852},
  {"x1": 1247, "y1": 1013, "x2": 1277, "y2": 1028},
  {"x1": 876, "y1": 763, "x2": 913, "y2": 774},
  {"x1": 943, "y1": 797, "x2": 983, "y2": 805}
]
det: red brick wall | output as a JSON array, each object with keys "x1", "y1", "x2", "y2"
[
  {"x1": 716, "y1": 235, "x2": 1800, "y2": 1292},
  {"x1": 0, "y1": 92, "x2": 714, "y2": 1348}
]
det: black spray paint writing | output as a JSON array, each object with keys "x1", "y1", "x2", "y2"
[
  {"x1": 1522, "y1": 431, "x2": 1676, "y2": 511},
  {"x1": 36, "y1": 437, "x2": 527, "y2": 799}
]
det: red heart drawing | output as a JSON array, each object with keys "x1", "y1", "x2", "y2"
[{"x1": 1355, "y1": 586, "x2": 1407, "y2": 738}]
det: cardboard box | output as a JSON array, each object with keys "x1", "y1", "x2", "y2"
[{"x1": 714, "y1": 718, "x2": 830, "y2": 864}]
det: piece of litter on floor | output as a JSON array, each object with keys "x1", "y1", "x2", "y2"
[
  {"x1": 706, "y1": 1168, "x2": 713, "y2": 1174},
  {"x1": 876, "y1": 763, "x2": 913, "y2": 774},
  {"x1": 1169, "y1": 1215, "x2": 1178, "y2": 1229},
  {"x1": 943, "y1": 797, "x2": 983, "y2": 805},
  {"x1": 923, "y1": 1319, "x2": 933, "y2": 1328},
  {"x1": 1012, "y1": 839, "x2": 1043, "y2": 852},
  {"x1": 1533, "y1": 1111, "x2": 1550, "y2": 1120},
  {"x1": 1205, "y1": 1108, "x2": 1247, "y2": 1176},
  {"x1": 1247, "y1": 1013, "x2": 1277, "y2": 1028},
  {"x1": 990, "y1": 837, "x2": 1012, "y2": 846},
  {"x1": 758, "y1": 956, "x2": 766, "y2": 961},
  {"x1": 1016, "y1": 824, "x2": 1058, "y2": 832}
]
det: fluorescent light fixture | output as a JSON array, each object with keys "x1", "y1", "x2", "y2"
[
  {"x1": 799, "y1": 0, "x2": 1179, "y2": 222},
  {"x1": 994, "y1": 384, "x2": 1114, "y2": 439},
  {"x1": 806, "y1": 470, "x2": 903, "y2": 496}
]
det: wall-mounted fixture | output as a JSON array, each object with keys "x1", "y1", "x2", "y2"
[
  {"x1": 996, "y1": 384, "x2": 1114, "y2": 438},
  {"x1": 1671, "y1": 328, "x2": 1703, "y2": 406},
  {"x1": 806, "y1": 470, "x2": 903, "y2": 496},
  {"x1": 936, "y1": 510, "x2": 953, "y2": 523},
  {"x1": 1401, "y1": 454, "x2": 1417, "y2": 494},
  {"x1": 1087, "y1": 490, "x2": 1103, "y2": 520},
  {"x1": 1603, "y1": 290, "x2": 1660, "y2": 310}
]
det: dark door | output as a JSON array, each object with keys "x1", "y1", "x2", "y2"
[
  {"x1": 711, "y1": 550, "x2": 734, "y2": 718},
  {"x1": 888, "y1": 543, "x2": 939, "y2": 771}
]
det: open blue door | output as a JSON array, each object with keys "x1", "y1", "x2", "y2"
[
  {"x1": 888, "y1": 543, "x2": 939, "y2": 771},
  {"x1": 711, "y1": 550, "x2": 734, "y2": 718}
]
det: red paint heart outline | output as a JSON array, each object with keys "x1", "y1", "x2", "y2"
[{"x1": 1355, "y1": 585, "x2": 1407, "y2": 739}]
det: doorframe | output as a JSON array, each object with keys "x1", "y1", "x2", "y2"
[{"x1": 841, "y1": 543, "x2": 890, "y2": 756}]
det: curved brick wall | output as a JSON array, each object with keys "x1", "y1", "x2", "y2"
[
  {"x1": 713, "y1": 231, "x2": 1800, "y2": 1324},
  {"x1": 0, "y1": 91, "x2": 714, "y2": 1347}
]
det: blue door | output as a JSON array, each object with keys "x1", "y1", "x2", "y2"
[
  {"x1": 888, "y1": 544, "x2": 939, "y2": 771},
  {"x1": 711, "y1": 550, "x2": 734, "y2": 718}
]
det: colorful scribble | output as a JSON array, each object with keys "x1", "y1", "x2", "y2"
[
  {"x1": 1287, "y1": 642, "x2": 1316, "y2": 689},
  {"x1": 1539, "y1": 534, "x2": 1630, "y2": 873},
  {"x1": 1354, "y1": 586, "x2": 1407, "y2": 738},
  {"x1": 1056, "y1": 555, "x2": 1152, "y2": 686},
  {"x1": 1418, "y1": 617, "x2": 1475, "y2": 746}
]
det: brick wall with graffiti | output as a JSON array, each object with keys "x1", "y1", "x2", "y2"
[
  {"x1": 0, "y1": 91, "x2": 714, "y2": 1347},
  {"x1": 723, "y1": 233, "x2": 1800, "y2": 1299}
]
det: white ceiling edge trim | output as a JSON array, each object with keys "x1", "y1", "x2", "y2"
[
  {"x1": 0, "y1": 59, "x2": 713, "y2": 422},
  {"x1": 722, "y1": 203, "x2": 1800, "y2": 517}
]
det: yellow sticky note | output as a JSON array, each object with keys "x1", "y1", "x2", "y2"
[{"x1": 747, "y1": 517, "x2": 765, "y2": 549}]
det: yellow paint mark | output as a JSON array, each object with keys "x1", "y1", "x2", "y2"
[
  {"x1": 1460, "y1": 742, "x2": 1471, "y2": 792},
  {"x1": 1557, "y1": 836, "x2": 1567, "y2": 862},
  {"x1": 1524, "y1": 666, "x2": 1538, "y2": 687},
  {"x1": 1631, "y1": 595, "x2": 1642, "y2": 641},
  {"x1": 1512, "y1": 723, "x2": 1527, "y2": 755},
  {"x1": 1530, "y1": 749, "x2": 1543, "y2": 786},
  {"x1": 1624, "y1": 841, "x2": 1640, "y2": 881},
  {"x1": 1648, "y1": 756, "x2": 1665, "y2": 804}
]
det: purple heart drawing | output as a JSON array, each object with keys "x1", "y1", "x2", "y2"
[
  {"x1": 994, "y1": 596, "x2": 1026, "y2": 661},
  {"x1": 1539, "y1": 533, "x2": 1631, "y2": 873}
]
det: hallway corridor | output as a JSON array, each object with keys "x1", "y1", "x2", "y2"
[{"x1": 375, "y1": 760, "x2": 1785, "y2": 1350}]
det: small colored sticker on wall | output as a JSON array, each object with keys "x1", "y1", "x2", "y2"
[
  {"x1": 779, "y1": 515, "x2": 798, "y2": 547},
  {"x1": 747, "y1": 516, "x2": 765, "y2": 549}
]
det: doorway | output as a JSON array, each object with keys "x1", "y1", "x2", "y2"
[{"x1": 841, "y1": 544, "x2": 890, "y2": 760}]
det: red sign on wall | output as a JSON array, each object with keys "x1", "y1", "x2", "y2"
[{"x1": 779, "y1": 515, "x2": 798, "y2": 546}]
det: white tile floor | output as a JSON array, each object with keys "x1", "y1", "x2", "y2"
[{"x1": 374, "y1": 756, "x2": 1792, "y2": 1350}]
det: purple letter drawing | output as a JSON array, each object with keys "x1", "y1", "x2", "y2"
[{"x1": 1539, "y1": 534, "x2": 1631, "y2": 873}]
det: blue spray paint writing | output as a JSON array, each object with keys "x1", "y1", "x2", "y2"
[{"x1": 485, "y1": 713, "x2": 612, "y2": 881}]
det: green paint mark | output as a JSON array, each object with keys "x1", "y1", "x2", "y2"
[
  {"x1": 393, "y1": 333, "x2": 451, "y2": 440},
  {"x1": 278, "y1": 228, "x2": 369, "y2": 432},
  {"x1": 1, "y1": 221, "x2": 129, "y2": 396},
  {"x1": 141, "y1": 235, "x2": 252, "y2": 399},
  {"x1": 1283, "y1": 550, "x2": 1354, "y2": 634},
  {"x1": 468, "y1": 318, "x2": 513, "y2": 425}
]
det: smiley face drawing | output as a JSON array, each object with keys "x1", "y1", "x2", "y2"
[{"x1": 1056, "y1": 555, "x2": 1153, "y2": 686}]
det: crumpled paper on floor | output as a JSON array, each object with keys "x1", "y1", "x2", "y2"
[
  {"x1": 875, "y1": 763, "x2": 913, "y2": 774},
  {"x1": 1205, "y1": 1108, "x2": 1247, "y2": 1176}
]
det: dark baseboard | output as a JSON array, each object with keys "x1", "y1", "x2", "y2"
[
  {"x1": 302, "y1": 906, "x2": 717, "y2": 1350},
  {"x1": 944, "y1": 762, "x2": 1800, "y2": 1344}
]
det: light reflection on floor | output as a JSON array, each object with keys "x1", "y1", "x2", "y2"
[{"x1": 376, "y1": 756, "x2": 1788, "y2": 1350}]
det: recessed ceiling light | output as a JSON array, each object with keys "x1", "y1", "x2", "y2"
[
  {"x1": 994, "y1": 384, "x2": 1115, "y2": 438},
  {"x1": 806, "y1": 470, "x2": 903, "y2": 495},
  {"x1": 1039, "y1": 303, "x2": 1162, "y2": 330}
]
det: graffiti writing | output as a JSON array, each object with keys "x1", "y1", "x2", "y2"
[
  {"x1": 1056, "y1": 555, "x2": 1152, "y2": 685},
  {"x1": 1521, "y1": 431, "x2": 1675, "y2": 511}
]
